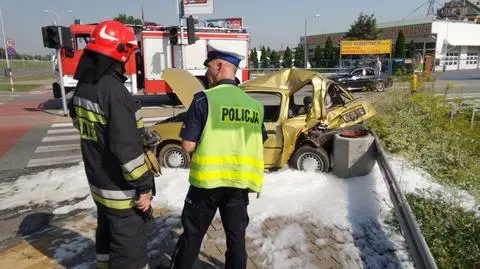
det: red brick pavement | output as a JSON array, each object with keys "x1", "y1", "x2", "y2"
[{"x1": 0, "y1": 87, "x2": 55, "y2": 159}]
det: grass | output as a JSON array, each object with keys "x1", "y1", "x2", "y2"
[
  {"x1": 364, "y1": 87, "x2": 480, "y2": 268},
  {"x1": 0, "y1": 73, "x2": 53, "y2": 82},
  {"x1": 404, "y1": 194, "x2": 480, "y2": 269},
  {"x1": 0, "y1": 59, "x2": 51, "y2": 70},
  {"x1": 365, "y1": 89, "x2": 480, "y2": 199},
  {"x1": 0, "y1": 84, "x2": 42, "y2": 92}
]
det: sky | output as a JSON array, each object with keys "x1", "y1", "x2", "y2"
[{"x1": 0, "y1": 0, "x2": 447, "y2": 55}]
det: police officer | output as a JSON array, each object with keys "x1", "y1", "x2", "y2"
[
  {"x1": 68, "y1": 20, "x2": 156, "y2": 269},
  {"x1": 169, "y1": 45, "x2": 268, "y2": 269}
]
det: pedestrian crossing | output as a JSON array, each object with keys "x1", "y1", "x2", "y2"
[{"x1": 26, "y1": 117, "x2": 168, "y2": 169}]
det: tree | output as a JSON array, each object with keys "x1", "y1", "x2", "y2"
[
  {"x1": 113, "y1": 13, "x2": 143, "y2": 25},
  {"x1": 406, "y1": 40, "x2": 416, "y2": 58},
  {"x1": 344, "y1": 13, "x2": 379, "y2": 40},
  {"x1": 260, "y1": 46, "x2": 270, "y2": 68},
  {"x1": 313, "y1": 45, "x2": 323, "y2": 68},
  {"x1": 294, "y1": 46, "x2": 305, "y2": 68},
  {"x1": 282, "y1": 46, "x2": 293, "y2": 68},
  {"x1": 250, "y1": 48, "x2": 259, "y2": 68},
  {"x1": 394, "y1": 30, "x2": 406, "y2": 58},
  {"x1": 270, "y1": 50, "x2": 280, "y2": 68},
  {"x1": 324, "y1": 37, "x2": 336, "y2": 68}
]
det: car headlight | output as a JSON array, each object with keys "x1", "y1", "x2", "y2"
[{"x1": 341, "y1": 107, "x2": 366, "y2": 122}]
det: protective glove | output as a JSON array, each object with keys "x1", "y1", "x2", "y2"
[
  {"x1": 143, "y1": 129, "x2": 161, "y2": 152},
  {"x1": 143, "y1": 129, "x2": 162, "y2": 176},
  {"x1": 145, "y1": 150, "x2": 162, "y2": 176}
]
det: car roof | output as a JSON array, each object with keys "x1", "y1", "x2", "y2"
[{"x1": 239, "y1": 68, "x2": 328, "y2": 93}]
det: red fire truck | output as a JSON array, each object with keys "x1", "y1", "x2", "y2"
[{"x1": 51, "y1": 22, "x2": 251, "y2": 98}]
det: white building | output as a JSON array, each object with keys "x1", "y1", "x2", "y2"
[{"x1": 303, "y1": 17, "x2": 480, "y2": 71}]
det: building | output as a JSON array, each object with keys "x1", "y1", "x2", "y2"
[
  {"x1": 437, "y1": 0, "x2": 480, "y2": 22},
  {"x1": 302, "y1": 16, "x2": 480, "y2": 71}
]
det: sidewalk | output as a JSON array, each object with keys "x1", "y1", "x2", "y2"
[{"x1": 0, "y1": 208, "x2": 358, "y2": 269}]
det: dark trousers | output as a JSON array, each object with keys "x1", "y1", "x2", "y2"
[
  {"x1": 170, "y1": 186, "x2": 250, "y2": 269},
  {"x1": 96, "y1": 205, "x2": 149, "y2": 269}
]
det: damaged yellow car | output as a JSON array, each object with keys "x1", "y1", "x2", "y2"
[{"x1": 148, "y1": 68, "x2": 375, "y2": 172}]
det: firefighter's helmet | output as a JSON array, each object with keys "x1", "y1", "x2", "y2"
[{"x1": 86, "y1": 20, "x2": 138, "y2": 63}]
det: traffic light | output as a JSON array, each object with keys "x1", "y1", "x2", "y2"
[
  {"x1": 169, "y1": 27, "x2": 179, "y2": 45},
  {"x1": 186, "y1": 16, "x2": 197, "y2": 45},
  {"x1": 41, "y1": 25, "x2": 73, "y2": 49}
]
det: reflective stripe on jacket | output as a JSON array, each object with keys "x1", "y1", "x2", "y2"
[
  {"x1": 189, "y1": 84, "x2": 264, "y2": 193},
  {"x1": 69, "y1": 72, "x2": 153, "y2": 210}
]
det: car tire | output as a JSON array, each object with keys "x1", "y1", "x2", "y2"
[
  {"x1": 375, "y1": 82, "x2": 385, "y2": 92},
  {"x1": 158, "y1": 144, "x2": 191, "y2": 169},
  {"x1": 290, "y1": 145, "x2": 330, "y2": 173}
]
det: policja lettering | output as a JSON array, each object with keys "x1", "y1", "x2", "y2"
[{"x1": 221, "y1": 106, "x2": 259, "y2": 124}]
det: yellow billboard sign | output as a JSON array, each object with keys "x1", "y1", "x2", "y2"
[{"x1": 340, "y1": 40, "x2": 392, "y2": 55}]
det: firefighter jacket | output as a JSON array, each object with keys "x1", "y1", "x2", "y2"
[
  {"x1": 188, "y1": 84, "x2": 265, "y2": 193},
  {"x1": 69, "y1": 71, "x2": 153, "y2": 211}
]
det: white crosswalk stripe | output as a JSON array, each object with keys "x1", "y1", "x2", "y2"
[{"x1": 27, "y1": 116, "x2": 168, "y2": 168}]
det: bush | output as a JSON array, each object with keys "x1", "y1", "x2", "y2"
[
  {"x1": 366, "y1": 89, "x2": 480, "y2": 269},
  {"x1": 406, "y1": 194, "x2": 480, "y2": 269},
  {"x1": 365, "y1": 90, "x2": 480, "y2": 198}
]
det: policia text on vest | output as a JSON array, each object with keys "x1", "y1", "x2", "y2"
[{"x1": 221, "y1": 106, "x2": 260, "y2": 125}]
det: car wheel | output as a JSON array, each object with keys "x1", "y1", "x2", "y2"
[
  {"x1": 291, "y1": 145, "x2": 330, "y2": 172},
  {"x1": 158, "y1": 144, "x2": 191, "y2": 168},
  {"x1": 375, "y1": 82, "x2": 385, "y2": 92}
]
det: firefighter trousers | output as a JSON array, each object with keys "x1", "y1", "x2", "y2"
[
  {"x1": 169, "y1": 186, "x2": 250, "y2": 269},
  {"x1": 95, "y1": 205, "x2": 149, "y2": 269}
]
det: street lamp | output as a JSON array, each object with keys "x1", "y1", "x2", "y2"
[
  {"x1": 43, "y1": 9, "x2": 72, "y2": 117},
  {"x1": 43, "y1": 9, "x2": 73, "y2": 25},
  {"x1": 304, "y1": 14, "x2": 320, "y2": 68}
]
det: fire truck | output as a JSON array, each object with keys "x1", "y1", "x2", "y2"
[{"x1": 50, "y1": 21, "x2": 251, "y2": 98}]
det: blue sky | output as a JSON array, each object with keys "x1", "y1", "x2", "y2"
[{"x1": 0, "y1": 0, "x2": 446, "y2": 55}]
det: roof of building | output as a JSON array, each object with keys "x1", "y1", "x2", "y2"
[{"x1": 377, "y1": 17, "x2": 434, "y2": 29}]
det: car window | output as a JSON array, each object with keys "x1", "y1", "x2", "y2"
[
  {"x1": 365, "y1": 69, "x2": 375, "y2": 76},
  {"x1": 351, "y1": 69, "x2": 363, "y2": 77},
  {"x1": 325, "y1": 83, "x2": 348, "y2": 110},
  {"x1": 246, "y1": 92, "x2": 282, "y2": 122},
  {"x1": 288, "y1": 82, "x2": 313, "y2": 118},
  {"x1": 75, "y1": 34, "x2": 90, "y2": 50}
]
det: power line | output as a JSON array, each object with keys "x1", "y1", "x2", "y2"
[{"x1": 403, "y1": 0, "x2": 431, "y2": 20}]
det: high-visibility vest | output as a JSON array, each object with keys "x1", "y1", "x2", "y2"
[{"x1": 189, "y1": 84, "x2": 264, "y2": 193}]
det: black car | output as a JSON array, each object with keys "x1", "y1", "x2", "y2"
[{"x1": 329, "y1": 67, "x2": 393, "y2": 92}]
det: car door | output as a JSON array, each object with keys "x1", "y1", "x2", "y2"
[
  {"x1": 358, "y1": 68, "x2": 375, "y2": 90},
  {"x1": 245, "y1": 91, "x2": 284, "y2": 168},
  {"x1": 345, "y1": 68, "x2": 364, "y2": 91}
]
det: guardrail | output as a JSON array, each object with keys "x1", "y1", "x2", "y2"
[{"x1": 374, "y1": 133, "x2": 438, "y2": 269}]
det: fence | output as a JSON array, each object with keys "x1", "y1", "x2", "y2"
[{"x1": 249, "y1": 67, "x2": 348, "y2": 80}]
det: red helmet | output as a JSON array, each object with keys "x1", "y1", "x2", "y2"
[{"x1": 86, "y1": 20, "x2": 138, "y2": 63}]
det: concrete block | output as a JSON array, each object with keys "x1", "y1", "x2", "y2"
[{"x1": 332, "y1": 130, "x2": 376, "y2": 178}]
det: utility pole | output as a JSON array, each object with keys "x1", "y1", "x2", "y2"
[
  {"x1": 44, "y1": 9, "x2": 69, "y2": 116},
  {"x1": 304, "y1": 19, "x2": 308, "y2": 68},
  {"x1": 427, "y1": 0, "x2": 435, "y2": 17},
  {"x1": 177, "y1": 0, "x2": 185, "y2": 69},
  {"x1": 0, "y1": 8, "x2": 14, "y2": 92}
]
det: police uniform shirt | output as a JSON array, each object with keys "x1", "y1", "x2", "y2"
[{"x1": 180, "y1": 79, "x2": 268, "y2": 143}]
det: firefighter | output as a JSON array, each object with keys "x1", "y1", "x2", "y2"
[
  {"x1": 169, "y1": 44, "x2": 268, "y2": 269},
  {"x1": 68, "y1": 20, "x2": 158, "y2": 269}
]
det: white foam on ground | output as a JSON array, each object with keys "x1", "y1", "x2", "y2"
[{"x1": 2, "y1": 156, "x2": 477, "y2": 268}]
